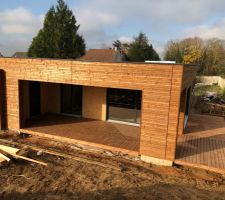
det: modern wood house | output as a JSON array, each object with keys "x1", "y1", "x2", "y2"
[{"x1": 0, "y1": 58, "x2": 197, "y2": 166}]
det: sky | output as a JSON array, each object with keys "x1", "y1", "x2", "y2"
[{"x1": 0, "y1": 0, "x2": 225, "y2": 57}]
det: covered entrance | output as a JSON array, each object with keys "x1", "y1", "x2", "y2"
[{"x1": 19, "y1": 81, "x2": 141, "y2": 154}]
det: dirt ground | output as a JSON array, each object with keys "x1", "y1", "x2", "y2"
[{"x1": 0, "y1": 133, "x2": 225, "y2": 200}]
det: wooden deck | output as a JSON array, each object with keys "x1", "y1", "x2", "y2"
[
  {"x1": 175, "y1": 114, "x2": 225, "y2": 173},
  {"x1": 20, "y1": 114, "x2": 140, "y2": 156}
]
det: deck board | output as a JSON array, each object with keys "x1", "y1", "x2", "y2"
[
  {"x1": 20, "y1": 114, "x2": 140, "y2": 155},
  {"x1": 175, "y1": 114, "x2": 225, "y2": 172}
]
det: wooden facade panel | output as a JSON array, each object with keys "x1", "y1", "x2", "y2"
[
  {"x1": 83, "y1": 86, "x2": 106, "y2": 120},
  {"x1": 165, "y1": 66, "x2": 183, "y2": 160}
]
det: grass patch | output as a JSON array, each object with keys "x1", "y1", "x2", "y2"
[
  {"x1": 222, "y1": 90, "x2": 225, "y2": 99},
  {"x1": 194, "y1": 85, "x2": 225, "y2": 97}
]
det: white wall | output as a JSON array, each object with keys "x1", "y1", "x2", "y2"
[{"x1": 197, "y1": 76, "x2": 225, "y2": 88}]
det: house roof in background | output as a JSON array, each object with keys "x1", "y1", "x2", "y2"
[
  {"x1": 12, "y1": 52, "x2": 27, "y2": 58},
  {"x1": 78, "y1": 49, "x2": 123, "y2": 62}
]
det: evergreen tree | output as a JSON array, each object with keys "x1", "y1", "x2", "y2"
[
  {"x1": 127, "y1": 33, "x2": 160, "y2": 62},
  {"x1": 28, "y1": 0, "x2": 85, "y2": 59}
]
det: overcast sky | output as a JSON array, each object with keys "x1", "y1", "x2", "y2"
[{"x1": 0, "y1": 0, "x2": 225, "y2": 57}]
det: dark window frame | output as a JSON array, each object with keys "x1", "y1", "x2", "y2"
[{"x1": 106, "y1": 88, "x2": 142, "y2": 124}]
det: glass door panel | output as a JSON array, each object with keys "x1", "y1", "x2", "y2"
[
  {"x1": 71, "y1": 85, "x2": 82, "y2": 115},
  {"x1": 107, "y1": 88, "x2": 141, "y2": 124},
  {"x1": 29, "y1": 81, "x2": 41, "y2": 117},
  {"x1": 61, "y1": 84, "x2": 83, "y2": 116}
]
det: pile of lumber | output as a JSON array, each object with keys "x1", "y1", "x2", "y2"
[
  {"x1": 0, "y1": 144, "x2": 47, "y2": 166},
  {"x1": 0, "y1": 139, "x2": 121, "y2": 171}
]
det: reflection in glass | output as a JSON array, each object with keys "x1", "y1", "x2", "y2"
[{"x1": 107, "y1": 88, "x2": 142, "y2": 124}]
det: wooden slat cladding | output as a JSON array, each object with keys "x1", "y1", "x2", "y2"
[
  {"x1": 165, "y1": 66, "x2": 183, "y2": 160},
  {"x1": 0, "y1": 58, "x2": 197, "y2": 161}
]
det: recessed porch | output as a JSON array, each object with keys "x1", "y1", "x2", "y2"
[{"x1": 18, "y1": 80, "x2": 142, "y2": 155}]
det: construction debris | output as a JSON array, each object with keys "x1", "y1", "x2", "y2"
[
  {"x1": 0, "y1": 145, "x2": 20, "y2": 164},
  {"x1": 0, "y1": 145, "x2": 19, "y2": 154},
  {"x1": 0, "y1": 139, "x2": 121, "y2": 171},
  {"x1": 0, "y1": 153, "x2": 10, "y2": 163},
  {"x1": 0, "y1": 143, "x2": 47, "y2": 166},
  {"x1": 37, "y1": 150, "x2": 43, "y2": 156}
]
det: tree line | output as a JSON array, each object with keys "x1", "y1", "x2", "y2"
[
  {"x1": 28, "y1": 0, "x2": 225, "y2": 76},
  {"x1": 164, "y1": 37, "x2": 225, "y2": 75}
]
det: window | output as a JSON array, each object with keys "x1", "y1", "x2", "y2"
[{"x1": 107, "y1": 88, "x2": 141, "y2": 124}]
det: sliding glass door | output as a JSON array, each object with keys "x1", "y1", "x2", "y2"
[
  {"x1": 61, "y1": 84, "x2": 83, "y2": 116},
  {"x1": 29, "y1": 81, "x2": 41, "y2": 117},
  {"x1": 107, "y1": 88, "x2": 141, "y2": 124}
]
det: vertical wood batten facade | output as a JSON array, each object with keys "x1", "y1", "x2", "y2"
[{"x1": 0, "y1": 58, "x2": 197, "y2": 163}]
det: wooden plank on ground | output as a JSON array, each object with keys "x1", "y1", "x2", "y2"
[
  {"x1": 0, "y1": 158, "x2": 5, "y2": 163},
  {"x1": 0, "y1": 149, "x2": 47, "y2": 166},
  {"x1": 0, "y1": 145, "x2": 19, "y2": 155},
  {"x1": 10, "y1": 154, "x2": 47, "y2": 166},
  {"x1": 0, "y1": 153, "x2": 10, "y2": 162},
  {"x1": 0, "y1": 139, "x2": 121, "y2": 171}
]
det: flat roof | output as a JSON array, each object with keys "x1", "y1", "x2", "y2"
[{"x1": 0, "y1": 57, "x2": 197, "y2": 67}]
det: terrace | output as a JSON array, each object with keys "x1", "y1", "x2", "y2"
[{"x1": 175, "y1": 114, "x2": 225, "y2": 173}]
